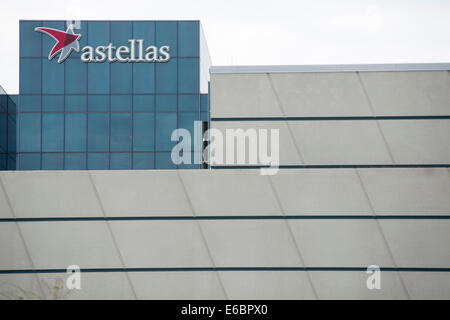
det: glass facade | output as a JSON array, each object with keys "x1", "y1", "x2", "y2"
[
  {"x1": 17, "y1": 20, "x2": 210, "y2": 170},
  {"x1": 0, "y1": 87, "x2": 17, "y2": 170}
]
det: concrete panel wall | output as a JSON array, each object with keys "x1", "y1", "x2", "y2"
[
  {"x1": 0, "y1": 169, "x2": 449, "y2": 299},
  {"x1": 210, "y1": 71, "x2": 450, "y2": 118}
]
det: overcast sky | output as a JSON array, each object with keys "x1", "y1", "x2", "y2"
[{"x1": 0, "y1": 0, "x2": 449, "y2": 93}]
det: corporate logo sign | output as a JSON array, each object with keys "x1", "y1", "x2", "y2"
[{"x1": 35, "y1": 24, "x2": 170, "y2": 64}]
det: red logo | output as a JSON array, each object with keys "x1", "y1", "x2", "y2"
[{"x1": 35, "y1": 26, "x2": 81, "y2": 63}]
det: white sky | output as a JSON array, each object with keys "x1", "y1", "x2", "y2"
[{"x1": 0, "y1": 0, "x2": 449, "y2": 93}]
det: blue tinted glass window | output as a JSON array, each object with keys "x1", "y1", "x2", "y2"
[
  {"x1": 42, "y1": 59, "x2": 64, "y2": 94},
  {"x1": 20, "y1": 95, "x2": 41, "y2": 112},
  {"x1": 0, "y1": 95, "x2": 6, "y2": 111},
  {"x1": 156, "y1": 94, "x2": 177, "y2": 112},
  {"x1": 18, "y1": 153, "x2": 40, "y2": 170},
  {"x1": 8, "y1": 115, "x2": 16, "y2": 154},
  {"x1": 42, "y1": 153, "x2": 63, "y2": 170},
  {"x1": 0, "y1": 113, "x2": 6, "y2": 152},
  {"x1": 110, "y1": 153, "x2": 131, "y2": 170},
  {"x1": 66, "y1": 95, "x2": 87, "y2": 112},
  {"x1": 42, "y1": 113, "x2": 64, "y2": 152},
  {"x1": 111, "y1": 63, "x2": 132, "y2": 94},
  {"x1": 133, "y1": 113, "x2": 154, "y2": 152},
  {"x1": 88, "y1": 114, "x2": 109, "y2": 152},
  {"x1": 20, "y1": 21, "x2": 42, "y2": 57},
  {"x1": 133, "y1": 95, "x2": 154, "y2": 112},
  {"x1": 201, "y1": 111, "x2": 208, "y2": 122},
  {"x1": 111, "y1": 113, "x2": 132, "y2": 152},
  {"x1": 88, "y1": 95, "x2": 109, "y2": 112},
  {"x1": 87, "y1": 21, "x2": 109, "y2": 47},
  {"x1": 88, "y1": 63, "x2": 109, "y2": 94},
  {"x1": 19, "y1": 113, "x2": 41, "y2": 152},
  {"x1": 66, "y1": 58, "x2": 87, "y2": 94},
  {"x1": 133, "y1": 152, "x2": 154, "y2": 169},
  {"x1": 87, "y1": 153, "x2": 109, "y2": 170},
  {"x1": 155, "y1": 152, "x2": 176, "y2": 169},
  {"x1": 133, "y1": 21, "x2": 155, "y2": 42},
  {"x1": 200, "y1": 94, "x2": 209, "y2": 112},
  {"x1": 133, "y1": 63, "x2": 155, "y2": 94},
  {"x1": 65, "y1": 153, "x2": 86, "y2": 170},
  {"x1": 178, "y1": 21, "x2": 199, "y2": 57},
  {"x1": 156, "y1": 22, "x2": 177, "y2": 57},
  {"x1": 65, "y1": 114, "x2": 86, "y2": 152},
  {"x1": 41, "y1": 21, "x2": 65, "y2": 58},
  {"x1": 178, "y1": 58, "x2": 199, "y2": 93},
  {"x1": 111, "y1": 21, "x2": 132, "y2": 46},
  {"x1": 111, "y1": 95, "x2": 131, "y2": 112},
  {"x1": 155, "y1": 58, "x2": 177, "y2": 93},
  {"x1": 156, "y1": 112, "x2": 176, "y2": 151},
  {"x1": 6, "y1": 155, "x2": 15, "y2": 171},
  {"x1": 42, "y1": 95, "x2": 64, "y2": 112},
  {"x1": 179, "y1": 95, "x2": 199, "y2": 111},
  {"x1": 0, "y1": 154, "x2": 6, "y2": 171},
  {"x1": 20, "y1": 59, "x2": 41, "y2": 94}
]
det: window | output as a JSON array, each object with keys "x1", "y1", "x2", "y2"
[
  {"x1": 87, "y1": 153, "x2": 108, "y2": 170},
  {"x1": 20, "y1": 21, "x2": 42, "y2": 57},
  {"x1": 42, "y1": 59, "x2": 64, "y2": 94},
  {"x1": 18, "y1": 153, "x2": 40, "y2": 170},
  {"x1": 88, "y1": 63, "x2": 109, "y2": 94},
  {"x1": 111, "y1": 95, "x2": 132, "y2": 112},
  {"x1": 20, "y1": 59, "x2": 41, "y2": 94},
  {"x1": 134, "y1": 63, "x2": 155, "y2": 94},
  {"x1": 66, "y1": 95, "x2": 87, "y2": 113},
  {"x1": 156, "y1": 59, "x2": 177, "y2": 94},
  {"x1": 88, "y1": 21, "x2": 109, "y2": 47},
  {"x1": 42, "y1": 95, "x2": 64, "y2": 112},
  {"x1": 133, "y1": 152, "x2": 154, "y2": 169},
  {"x1": 179, "y1": 94, "x2": 199, "y2": 112},
  {"x1": 88, "y1": 95, "x2": 109, "y2": 112},
  {"x1": 156, "y1": 21, "x2": 177, "y2": 57},
  {"x1": 156, "y1": 94, "x2": 177, "y2": 112},
  {"x1": 20, "y1": 95, "x2": 41, "y2": 112},
  {"x1": 19, "y1": 113, "x2": 41, "y2": 152},
  {"x1": 178, "y1": 21, "x2": 199, "y2": 57},
  {"x1": 111, "y1": 21, "x2": 132, "y2": 46},
  {"x1": 65, "y1": 153, "x2": 86, "y2": 170},
  {"x1": 88, "y1": 113, "x2": 109, "y2": 152},
  {"x1": 110, "y1": 113, "x2": 132, "y2": 151},
  {"x1": 111, "y1": 63, "x2": 132, "y2": 94},
  {"x1": 178, "y1": 58, "x2": 199, "y2": 94},
  {"x1": 133, "y1": 113, "x2": 155, "y2": 152},
  {"x1": 110, "y1": 153, "x2": 131, "y2": 170},
  {"x1": 133, "y1": 95, "x2": 154, "y2": 112},
  {"x1": 66, "y1": 58, "x2": 87, "y2": 94},
  {"x1": 42, "y1": 113, "x2": 64, "y2": 152},
  {"x1": 42, "y1": 153, "x2": 63, "y2": 170},
  {"x1": 155, "y1": 152, "x2": 176, "y2": 169},
  {"x1": 65, "y1": 113, "x2": 87, "y2": 152},
  {"x1": 133, "y1": 21, "x2": 155, "y2": 42},
  {"x1": 156, "y1": 112, "x2": 176, "y2": 151}
]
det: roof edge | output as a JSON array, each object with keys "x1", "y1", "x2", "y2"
[{"x1": 210, "y1": 63, "x2": 450, "y2": 74}]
